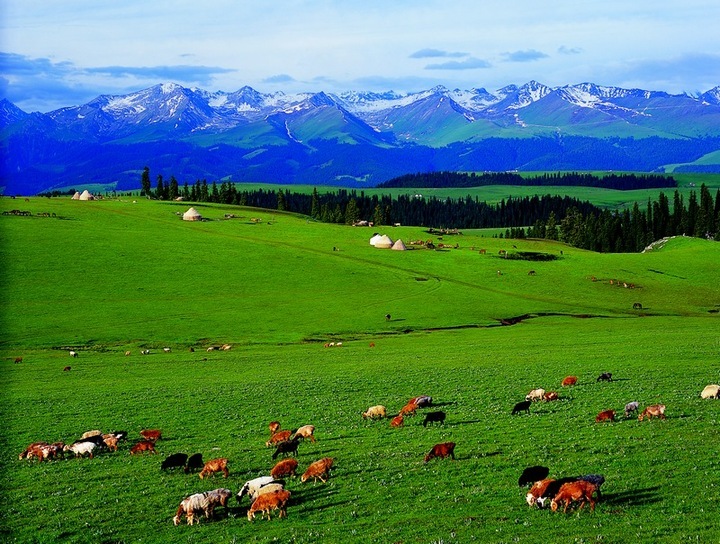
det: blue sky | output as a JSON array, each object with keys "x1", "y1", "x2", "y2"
[{"x1": 1, "y1": 1, "x2": 719, "y2": 112}]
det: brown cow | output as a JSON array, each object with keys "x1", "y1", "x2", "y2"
[
  {"x1": 551, "y1": 480, "x2": 598, "y2": 513},
  {"x1": 423, "y1": 442, "x2": 456, "y2": 463},
  {"x1": 199, "y1": 458, "x2": 229, "y2": 479},
  {"x1": 595, "y1": 410, "x2": 616, "y2": 423},
  {"x1": 130, "y1": 440, "x2": 156, "y2": 455}
]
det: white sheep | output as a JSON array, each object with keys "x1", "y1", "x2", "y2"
[
  {"x1": 236, "y1": 476, "x2": 276, "y2": 504},
  {"x1": 700, "y1": 384, "x2": 720, "y2": 399},
  {"x1": 362, "y1": 405, "x2": 387, "y2": 419},
  {"x1": 64, "y1": 441, "x2": 97, "y2": 459},
  {"x1": 624, "y1": 401, "x2": 640, "y2": 417},
  {"x1": 173, "y1": 493, "x2": 210, "y2": 525},
  {"x1": 525, "y1": 388, "x2": 546, "y2": 402},
  {"x1": 81, "y1": 429, "x2": 102, "y2": 439}
]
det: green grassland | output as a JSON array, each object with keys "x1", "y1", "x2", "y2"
[{"x1": 1, "y1": 197, "x2": 719, "y2": 543}]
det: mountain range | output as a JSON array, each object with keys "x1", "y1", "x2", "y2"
[{"x1": 2, "y1": 81, "x2": 720, "y2": 195}]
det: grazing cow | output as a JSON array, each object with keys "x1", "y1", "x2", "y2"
[
  {"x1": 423, "y1": 442, "x2": 456, "y2": 463},
  {"x1": 638, "y1": 404, "x2": 666, "y2": 421},
  {"x1": 161, "y1": 453, "x2": 188, "y2": 471},
  {"x1": 596, "y1": 372, "x2": 613, "y2": 382},
  {"x1": 291, "y1": 425, "x2": 316, "y2": 443},
  {"x1": 247, "y1": 490, "x2": 291, "y2": 521},
  {"x1": 624, "y1": 401, "x2": 640, "y2": 417},
  {"x1": 266, "y1": 430, "x2": 292, "y2": 448},
  {"x1": 526, "y1": 388, "x2": 546, "y2": 402},
  {"x1": 543, "y1": 391, "x2": 559, "y2": 401},
  {"x1": 301, "y1": 457, "x2": 334, "y2": 483},
  {"x1": 199, "y1": 458, "x2": 229, "y2": 479},
  {"x1": 271, "y1": 458, "x2": 299, "y2": 479},
  {"x1": 595, "y1": 410, "x2": 616, "y2": 423},
  {"x1": 272, "y1": 437, "x2": 301, "y2": 459},
  {"x1": 64, "y1": 441, "x2": 98, "y2": 459},
  {"x1": 184, "y1": 453, "x2": 204, "y2": 474},
  {"x1": 550, "y1": 480, "x2": 598, "y2": 513},
  {"x1": 140, "y1": 429, "x2": 162, "y2": 442},
  {"x1": 422, "y1": 411, "x2": 446, "y2": 427},
  {"x1": 399, "y1": 403, "x2": 417, "y2": 417},
  {"x1": 700, "y1": 384, "x2": 720, "y2": 399},
  {"x1": 63, "y1": 366, "x2": 71, "y2": 372},
  {"x1": 14, "y1": 357, "x2": 23, "y2": 364},
  {"x1": 561, "y1": 376, "x2": 577, "y2": 387},
  {"x1": 511, "y1": 400, "x2": 531, "y2": 415},
  {"x1": 362, "y1": 405, "x2": 387, "y2": 419},
  {"x1": 236, "y1": 476, "x2": 277, "y2": 504},
  {"x1": 578, "y1": 474, "x2": 605, "y2": 499},
  {"x1": 69, "y1": 351, "x2": 78, "y2": 358},
  {"x1": 518, "y1": 466, "x2": 550, "y2": 487},
  {"x1": 390, "y1": 415, "x2": 404, "y2": 428},
  {"x1": 268, "y1": 421, "x2": 281, "y2": 436},
  {"x1": 130, "y1": 440, "x2": 156, "y2": 455},
  {"x1": 633, "y1": 302, "x2": 643, "y2": 309}
]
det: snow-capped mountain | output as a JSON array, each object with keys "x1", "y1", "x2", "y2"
[{"x1": 2, "y1": 81, "x2": 719, "y2": 194}]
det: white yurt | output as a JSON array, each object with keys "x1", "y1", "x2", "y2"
[
  {"x1": 71, "y1": 191, "x2": 81, "y2": 200},
  {"x1": 183, "y1": 207, "x2": 203, "y2": 221},
  {"x1": 374, "y1": 234, "x2": 394, "y2": 249},
  {"x1": 79, "y1": 190, "x2": 94, "y2": 200},
  {"x1": 369, "y1": 233, "x2": 383, "y2": 246},
  {"x1": 391, "y1": 239, "x2": 408, "y2": 251}
]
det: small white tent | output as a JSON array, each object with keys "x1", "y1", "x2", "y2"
[
  {"x1": 183, "y1": 207, "x2": 202, "y2": 221},
  {"x1": 374, "y1": 234, "x2": 394, "y2": 249},
  {"x1": 391, "y1": 239, "x2": 408, "y2": 251},
  {"x1": 71, "y1": 191, "x2": 81, "y2": 200},
  {"x1": 79, "y1": 190, "x2": 94, "y2": 200},
  {"x1": 369, "y1": 233, "x2": 383, "y2": 246}
]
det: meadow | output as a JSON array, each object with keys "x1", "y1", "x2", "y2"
[{"x1": 1, "y1": 196, "x2": 719, "y2": 543}]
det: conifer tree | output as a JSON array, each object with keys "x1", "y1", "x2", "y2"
[{"x1": 141, "y1": 166, "x2": 151, "y2": 197}]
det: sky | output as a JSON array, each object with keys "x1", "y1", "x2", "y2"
[{"x1": 1, "y1": 1, "x2": 719, "y2": 113}]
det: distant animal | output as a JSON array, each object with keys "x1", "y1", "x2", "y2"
[
  {"x1": 301, "y1": 457, "x2": 334, "y2": 483},
  {"x1": 596, "y1": 372, "x2": 613, "y2": 382},
  {"x1": 236, "y1": 476, "x2": 277, "y2": 504},
  {"x1": 161, "y1": 453, "x2": 188, "y2": 471},
  {"x1": 633, "y1": 302, "x2": 643, "y2": 309},
  {"x1": 141, "y1": 349, "x2": 150, "y2": 355},
  {"x1": 107, "y1": 430, "x2": 128, "y2": 441},
  {"x1": 140, "y1": 429, "x2": 162, "y2": 441},
  {"x1": 385, "y1": 314, "x2": 391, "y2": 321},
  {"x1": 422, "y1": 411, "x2": 446, "y2": 427},
  {"x1": 528, "y1": 270, "x2": 536, "y2": 276},
  {"x1": 518, "y1": 465, "x2": 550, "y2": 487},
  {"x1": 408, "y1": 395, "x2": 433, "y2": 407},
  {"x1": 184, "y1": 453, "x2": 204, "y2": 474},
  {"x1": 271, "y1": 458, "x2": 299, "y2": 479},
  {"x1": 188, "y1": 347, "x2": 194, "y2": 352},
  {"x1": 81, "y1": 430, "x2": 102, "y2": 439},
  {"x1": 130, "y1": 440, "x2": 156, "y2": 455},
  {"x1": 543, "y1": 391, "x2": 559, "y2": 401},
  {"x1": 69, "y1": 351, "x2": 78, "y2": 358},
  {"x1": 700, "y1": 384, "x2": 720, "y2": 399},
  {"x1": 204, "y1": 488, "x2": 232, "y2": 518},
  {"x1": 369, "y1": 342, "x2": 376, "y2": 348},
  {"x1": 291, "y1": 424, "x2": 316, "y2": 443},
  {"x1": 272, "y1": 437, "x2": 301, "y2": 459},
  {"x1": 125, "y1": 351, "x2": 131, "y2": 356},
  {"x1": 595, "y1": 409, "x2": 616, "y2": 423},
  {"x1": 561, "y1": 376, "x2": 577, "y2": 387},
  {"x1": 163, "y1": 347, "x2": 171, "y2": 353},
  {"x1": 390, "y1": 415, "x2": 404, "y2": 428},
  {"x1": 266, "y1": 430, "x2": 292, "y2": 447},
  {"x1": 399, "y1": 403, "x2": 417, "y2": 417},
  {"x1": 526, "y1": 478, "x2": 561, "y2": 507},
  {"x1": 511, "y1": 400, "x2": 531, "y2": 415},
  {"x1": 19, "y1": 442, "x2": 49, "y2": 460},
  {"x1": 578, "y1": 474, "x2": 605, "y2": 499},
  {"x1": 14, "y1": 357, "x2": 23, "y2": 363},
  {"x1": 268, "y1": 421, "x2": 281, "y2": 436},
  {"x1": 638, "y1": 404, "x2": 666, "y2": 421},
  {"x1": 423, "y1": 442, "x2": 456, "y2": 463},
  {"x1": 362, "y1": 405, "x2": 387, "y2": 419},
  {"x1": 63, "y1": 366, "x2": 71, "y2": 372},
  {"x1": 173, "y1": 492, "x2": 210, "y2": 526},
  {"x1": 199, "y1": 458, "x2": 229, "y2": 479},
  {"x1": 77, "y1": 434, "x2": 106, "y2": 447},
  {"x1": 102, "y1": 435, "x2": 119, "y2": 452},
  {"x1": 624, "y1": 401, "x2": 640, "y2": 417},
  {"x1": 526, "y1": 388, "x2": 546, "y2": 402},
  {"x1": 550, "y1": 480, "x2": 598, "y2": 513},
  {"x1": 247, "y1": 489, "x2": 291, "y2": 521},
  {"x1": 64, "y1": 441, "x2": 98, "y2": 459}
]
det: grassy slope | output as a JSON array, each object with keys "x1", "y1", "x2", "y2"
[{"x1": 1, "y1": 197, "x2": 719, "y2": 543}]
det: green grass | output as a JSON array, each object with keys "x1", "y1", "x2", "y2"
[{"x1": 1, "y1": 197, "x2": 719, "y2": 543}]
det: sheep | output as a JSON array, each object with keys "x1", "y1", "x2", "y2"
[
  {"x1": 124, "y1": 351, "x2": 131, "y2": 356},
  {"x1": 526, "y1": 478, "x2": 556, "y2": 507},
  {"x1": 64, "y1": 441, "x2": 98, "y2": 459},
  {"x1": 526, "y1": 388, "x2": 546, "y2": 402},
  {"x1": 25, "y1": 442, "x2": 64, "y2": 462},
  {"x1": 140, "y1": 429, "x2": 162, "y2": 442},
  {"x1": 19, "y1": 442, "x2": 48, "y2": 460},
  {"x1": 141, "y1": 349, "x2": 150, "y2": 355},
  {"x1": 173, "y1": 493, "x2": 210, "y2": 526},
  {"x1": 561, "y1": 376, "x2": 577, "y2": 387},
  {"x1": 81, "y1": 430, "x2": 102, "y2": 439},
  {"x1": 550, "y1": 480, "x2": 598, "y2": 513},
  {"x1": 390, "y1": 415, "x2": 404, "y2": 428},
  {"x1": 595, "y1": 409, "x2": 616, "y2": 423},
  {"x1": 272, "y1": 437, "x2": 301, "y2": 459},
  {"x1": 362, "y1": 405, "x2": 387, "y2": 419},
  {"x1": 534, "y1": 477, "x2": 581, "y2": 508},
  {"x1": 247, "y1": 489, "x2": 291, "y2": 521},
  {"x1": 161, "y1": 453, "x2": 188, "y2": 471},
  {"x1": 76, "y1": 434, "x2": 107, "y2": 448},
  {"x1": 543, "y1": 391, "x2": 559, "y2": 401},
  {"x1": 511, "y1": 400, "x2": 531, "y2": 415},
  {"x1": 163, "y1": 347, "x2": 171, "y2": 353},
  {"x1": 236, "y1": 476, "x2": 277, "y2": 504},
  {"x1": 423, "y1": 442, "x2": 456, "y2": 463},
  {"x1": 271, "y1": 458, "x2": 299, "y2": 479},
  {"x1": 266, "y1": 430, "x2": 292, "y2": 448},
  {"x1": 638, "y1": 404, "x2": 666, "y2": 421},
  {"x1": 578, "y1": 474, "x2": 605, "y2": 499},
  {"x1": 63, "y1": 366, "x2": 71, "y2": 372},
  {"x1": 184, "y1": 453, "x2": 204, "y2": 473},
  {"x1": 69, "y1": 350, "x2": 78, "y2": 358},
  {"x1": 205, "y1": 488, "x2": 233, "y2": 517},
  {"x1": 408, "y1": 395, "x2": 433, "y2": 407},
  {"x1": 102, "y1": 435, "x2": 119, "y2": 452},
  {"x1": 399, "y1": 403, "x2": 418, "y2": 417},
  {"x1": 199, "y1": 458, "x2": 229, "y2": 479},
  {"x1": 268, "y1": 421, "x2": 281, "y2": 436},
  {"x1": 107, "y1": 430, "x2": 128, "y2": 441},
  {"x1": 518, "y1": 466, "x2": 550, "y2": 487},
  {"x1": 700, "y1": 384, "x2": 720, "y2": 399},
  {"x1": 624, "y1": 401, "x2": 640, "y2": 417},
  {"x1": 422, "y1": 411, "x2": 446, "y2": 427},
  {"x1": 130, "y1": 440, "x2": 156, "y2": 455},
  {"x1": 291, "y1": 424, "x2": 316, "y2": 443},
  {"x1": 596, "y1": 372, "x2": 613, "y2": 382},
  {"x1": 301, "y1": 457, "x2": 334, "y2": 483}
]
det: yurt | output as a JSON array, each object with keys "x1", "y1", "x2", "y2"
[
  {"x1": 369, "y1": 233, "x2": 383, "y2": 246},
  {"x1": 374, "y1": 234, "x2": 394, "y2": 249},
  {"x1": 79, "y1": 190, "x2": 94, "y2": 200},
  {"x1": 71, "y1": 191, "x2": 81, "y2": 200},
  {"x1": 391, "y1": 239, "x2": 408, "y2": 251},
  {"x1": 183, "y1": 207, "x2": 203, "y2": 221}
]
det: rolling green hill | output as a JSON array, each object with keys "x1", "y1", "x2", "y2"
[{"x1": 1, "y1": 197, "x2": 719, "y2": 543}]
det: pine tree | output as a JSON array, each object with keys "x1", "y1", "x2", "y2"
[
  {"x1": 141, "y1": 166, "x2": 151, "y2": 197},
  {"x1": 169, "y1": 176, "x2": 179, "y2": 200},
  {"x1": 155, "y1": 174, "x2": 165, "y2": 200},
  {"x1": 277, "y1": 190, "x2": 286, "y2": 211},
  {"x1": 344, "y1": 198, "x2": 360, "y2": 225},
  {"x1": 310, "y1": 188, "x2": 320, "y2": 219},
  {"x1": 545, "y1": 211, "x2": 558, "y2": 240}
]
